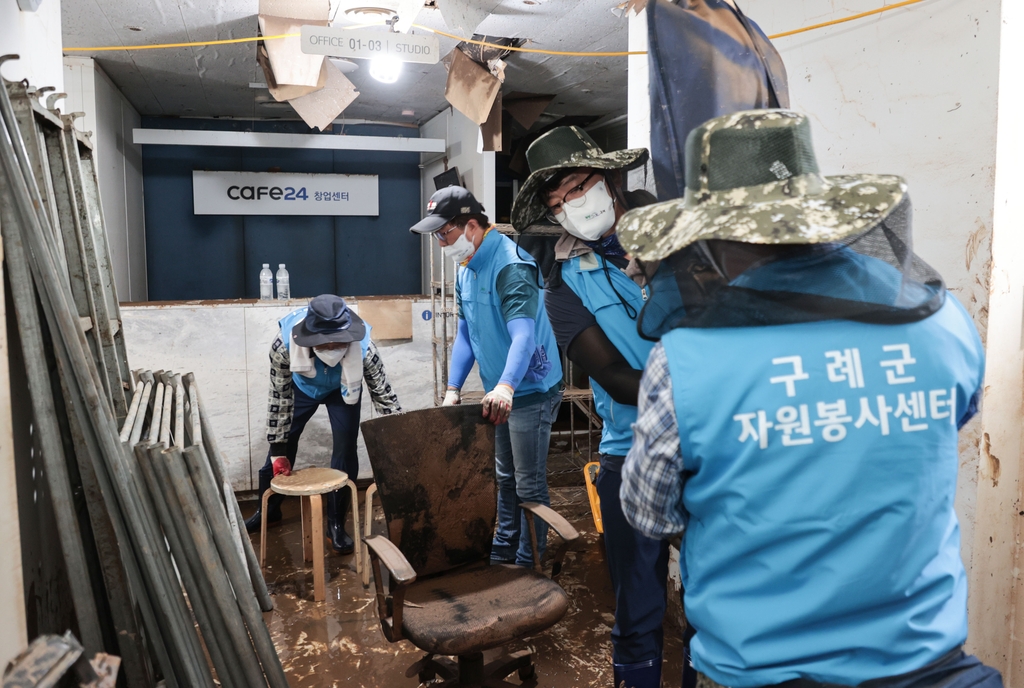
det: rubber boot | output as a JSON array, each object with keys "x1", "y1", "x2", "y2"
[
  {"x1": 613, "y1": 657, "x2": 662, "y2": 688},
  {"x1": 244, "y1": 472, "x2": 284, "y2": 533},
  {"x1": 327, "y1": 489, "x2": 355, "y2": 554}
]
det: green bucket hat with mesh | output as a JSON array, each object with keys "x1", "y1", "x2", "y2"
[
  {"x1": 617, "y1": 109, "x2": 907, "y2": 262},
  {"x1": 511, "y1": 126, "x2": 649, "y2": 231}
]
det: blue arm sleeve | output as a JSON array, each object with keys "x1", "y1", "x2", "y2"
[
  {"x1": 448, "y1": 318, "x2": 475, "y2": 389},
  {"x1": 498, "y1": 318, "x2": 536, "y2": 390}
]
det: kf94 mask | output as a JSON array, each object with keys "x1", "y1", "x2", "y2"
[
  {"x1": 314, "y1": 346, "x2": 346, "y2": 367},
  {"x1": 442, "y1": 233, "x2": 476, "y2": 264},
  {"x1": 555, "y1": 179, "x2": 617, "y2": 242}
]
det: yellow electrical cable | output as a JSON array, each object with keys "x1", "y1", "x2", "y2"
[
  {"x1": 64, "y1": 32, "x2": 298, "y2": 52},
  {"x1": 768, "y1": 0, "x2": 928, "y2": 39},
  {"x1": 63, "y1": 0, "x2": 931, "y2": 54}
]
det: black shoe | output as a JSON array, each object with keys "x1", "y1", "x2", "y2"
[
  {"x1": 244, "y1": 496, "x2": 282, "y2": 533},
  {"x1": 327, "y1": 489, "x2": 355, "y2": 554},
  {"x1": 328, "y1": 521, "x2": 355, "y2": 554}
]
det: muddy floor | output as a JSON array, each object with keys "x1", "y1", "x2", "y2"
[{"x1": 244, "y1": 486, "x2": 684, "y2": 687}]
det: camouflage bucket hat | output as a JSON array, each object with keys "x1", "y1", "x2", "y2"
[
  {"x1": 617, "y1": 110, "x2": 907, "y2": 262},
  {"x1": 510, "y1": 125, "x2": 649, "y2": 231}
]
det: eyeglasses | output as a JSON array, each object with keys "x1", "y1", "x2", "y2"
[
  {"x1": 434, "y1": 222, "x2": 463, "y2": 243},
  {"x1": 545, "y1": 172, "x2": 600, "y2": 223}
]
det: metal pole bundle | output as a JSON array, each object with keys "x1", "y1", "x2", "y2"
[{"x1": 0, "y1": 59, "x2": 281, "y2": 687}]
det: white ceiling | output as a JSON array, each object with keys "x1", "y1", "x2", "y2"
[{"x1": 61, "y1": 0, "x2": 631, "y2": 126}]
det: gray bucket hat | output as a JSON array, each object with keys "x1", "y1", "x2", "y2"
[
  {"x1": 292, "y1": 294, "x2": 366, "y2": 347},
  {"x1": 510, "y1": 126, "x2": 649, "y2": 231},
  {"x1": 617, "y1": 109, "x2": 907, "y2": 262}
]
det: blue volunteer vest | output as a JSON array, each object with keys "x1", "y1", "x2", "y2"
[
  {"x1": 459, "y1": 230, "x2": 563, "y2": 396},
  {"x1": 661, "y1": 295, "x2": 984, "y2": 687},
  {"x1": 560, "y1": 252, "x2": 655, "y2": 456},
  {"x1": 279, "y1": 307, "x2": 372, "y2": 402}
]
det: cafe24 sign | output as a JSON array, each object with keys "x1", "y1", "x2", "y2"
[{"x1": 192, "y1": 171, "x2": 379, "y2": 216}]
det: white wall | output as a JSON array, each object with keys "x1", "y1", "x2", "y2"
[
  {"x1": 0, "y1": 0, "x2": 64, "y2": 94},
  {"x1": 0, "y1": 0, "x2": 64, "y2": 669},
  {"x1": 969, "y1": 0, "x2": 1024, "y2": 680},
  {"x1": 64, "y1": 57, "x2": 148, "y2": 302}
]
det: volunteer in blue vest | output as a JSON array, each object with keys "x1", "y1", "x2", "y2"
[
  {"x1": 510, "y1": 126, "x2": 669, "y2": 688},
  {"x1": 244, "y1": 295, "x2": 403, "y2": 556},
  {"x1": 410, "y1": 186, "x2": 564, "y2": 567},
  {"x1": 619, "y1": 110, "x2": 1003, "y2": 688}
]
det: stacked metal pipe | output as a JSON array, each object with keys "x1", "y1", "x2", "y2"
[{"x1": 0, "y1": 60, "x2": 284, "y2": 687}]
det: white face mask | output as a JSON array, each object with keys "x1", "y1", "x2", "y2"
[
  {"x1": 555, "y1": 179, "x2": 616, "y2": 242},
  {"x1": 442, "y1": 233, "x2": 476, "y2": 264},
  {"x1": 314, "y1": 346, "x2": 346, "y2": 367}
]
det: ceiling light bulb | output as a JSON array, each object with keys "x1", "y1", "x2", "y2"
[{"x1": 369, "y1": 56, "x2": 402, "y2": 84}]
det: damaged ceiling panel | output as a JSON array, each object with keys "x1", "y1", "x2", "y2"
[{"x1": 61, "y1": 0, "x2": 630, "y2": 127}]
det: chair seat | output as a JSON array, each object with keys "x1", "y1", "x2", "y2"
[
  {"x1": 271, "y1": 467, "x2": 347, "y2": 496},
  {"x1": 402, "y1": 563, "x2": 568, "y2": 656}
]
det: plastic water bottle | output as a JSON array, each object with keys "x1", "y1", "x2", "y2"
[
  {"x1": 259, "y1": 263, "x2": 273, "y2": 301},
  {"x1": 276, "y1": 264, "x2": 290, "y2": 300}
]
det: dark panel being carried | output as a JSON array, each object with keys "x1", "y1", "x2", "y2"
[{"x1": 361, "y1": 405, "x2": 495, "y2": 578}]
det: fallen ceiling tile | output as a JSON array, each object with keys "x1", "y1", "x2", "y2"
[
  {"x1": 287, "y1": 58, "x2": 360, "y2": 130},
  {"x1": 257, "y1": 45, "x2": 329, "y2": 101},
  {"x1": 258, "y1": 14, "x2": 328, "y2": 88},
  {"x1": 444, "y1": 47, "x2": 501, "y2": 125}
]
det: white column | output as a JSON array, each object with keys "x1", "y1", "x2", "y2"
[
  {"x1": 627, "y1": 8, "x2": 650, "y2": 152},
  {"x1": 968, "y1": 0, "x2": 1024, "y2": 679}
]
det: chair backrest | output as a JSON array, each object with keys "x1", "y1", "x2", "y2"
[{"x1": 361, "y1": 405, "x2": 496, "y2": 578}]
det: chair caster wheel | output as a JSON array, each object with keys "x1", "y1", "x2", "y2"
[{"x1": 518, "y1": 664, "x2": 536, "y2": 681}]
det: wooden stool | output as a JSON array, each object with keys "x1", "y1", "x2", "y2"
[
  {"x1": 361, "y1": 483, "x2": 378, "y2": 588},
  {"x1": 259, "y1": 467, "x2": 361, "y2": 602}
]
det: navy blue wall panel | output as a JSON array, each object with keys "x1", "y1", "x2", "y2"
[{"x1": 141, "y1": 119, "x2": 423, "y2": 301}]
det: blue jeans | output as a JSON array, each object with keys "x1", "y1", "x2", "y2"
[{"x1": 491, "y1": 392, "x2": 562, "y2": 567}]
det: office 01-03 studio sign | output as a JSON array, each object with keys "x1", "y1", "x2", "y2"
[{"x1": 192, "y1": 170, "x2": 379, "y2": 216}]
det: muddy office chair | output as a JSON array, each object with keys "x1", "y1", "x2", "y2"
[{"x1": 360, "y1": 405, "x2": 579, "y2": 687}]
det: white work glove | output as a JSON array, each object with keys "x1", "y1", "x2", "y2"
[
  {"x1": 481, "y1": 384, "x2": 514, "y2": 425},
  {"x1": 442, "y1": 387, "x2": 461, "y2": 406}
]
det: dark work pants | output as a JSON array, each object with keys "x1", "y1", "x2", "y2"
[
  {"x1": 258, "y1": 385, "x2": 362, "y2": 504},
  {"x1": 596, "y1": 455, "x2": 670, "y2": 665}
]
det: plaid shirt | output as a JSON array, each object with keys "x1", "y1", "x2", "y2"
[
  {"x1": 620, "y1": 342, "x2": 688, "y2": 539},
  {"x1": 266, "y1": 334, "x2": 402, "y2": 446}
]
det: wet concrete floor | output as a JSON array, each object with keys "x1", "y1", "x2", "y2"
[{"x1": 244, "y1": 493, "x2": 684, "y2": 687}]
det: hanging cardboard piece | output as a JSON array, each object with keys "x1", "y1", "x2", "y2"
[
  {"x1": 503, "y1": 92, "x2": 555, "y2": 129},
  {"x1": 444, "y1": 48, "x2": 501, "y2": 125},
  {"x1": 287, "y1": 59, "x2": 360, "y2": 131},
  {"x1": 257, "y1": 45, "x2": 328, "y2": 102},
  {"x1": 480, "y1": 91, "x2": 502, "y2": 152},
  {"x1": 258, "y1": 14, "x2": 328, "y2": 88},
  {"x1": 437, "y1": 0, "x2": 503, "y2": 37}
]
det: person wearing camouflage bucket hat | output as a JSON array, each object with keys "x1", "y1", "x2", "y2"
[
  {"x1": 510, "y1": 125, "x2": 650, "y2": 233},
  {"x1": 618, "y1": 110, "x2": 1002, "y2": 688},
  {"x1": 512, "y1": 126, "x2": 672, "y2": 688}
]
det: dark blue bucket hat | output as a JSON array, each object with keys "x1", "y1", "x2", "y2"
[{"x1": 292, "y1": 294, "x2": 366, "y2": 347}]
